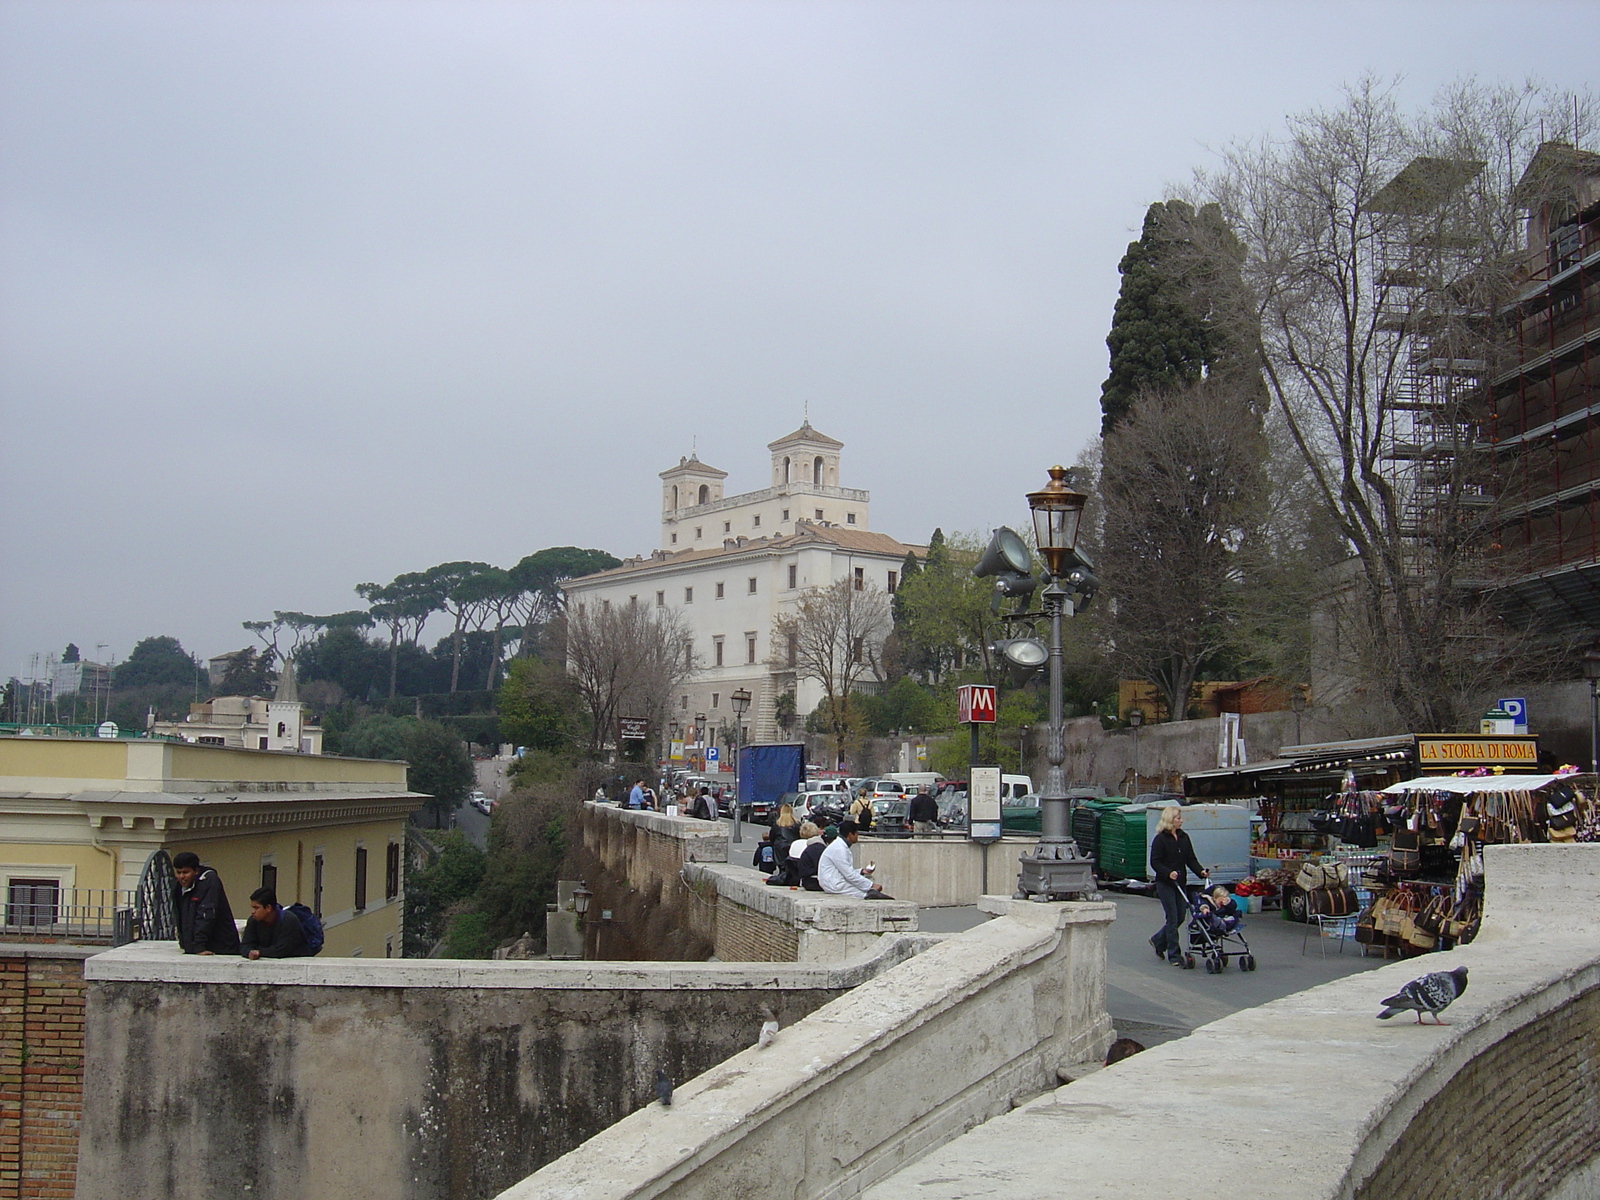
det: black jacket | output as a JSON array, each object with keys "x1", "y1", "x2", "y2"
[
  {"x1": 770, "y1": 821, "x2": 800, "y2": 859},
  {"x1": 240, "y1": 905, "x2": 310, "y2": 958},
  {"x1": 909, "y1": 793, "x2": 939, "y2": 824},
  {"x1": 174, "y1": 867, "x2": 241, "y2": 955},
  {"x1": 1149, "y1": 828, "x2": 1205, "y2": 888},
  {"x1": 799, "y1": 840, "x2": 827, "y2": 890}
]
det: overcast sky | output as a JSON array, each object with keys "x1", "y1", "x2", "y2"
[{"x1": 2, "y1": 0, "x2": 1596, "y2": 676}]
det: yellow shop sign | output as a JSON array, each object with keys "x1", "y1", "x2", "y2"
[{"x1": 1416, "y1": 736, "x2": 1539, "y2": 766}]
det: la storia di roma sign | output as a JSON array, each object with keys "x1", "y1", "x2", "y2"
[{"x1": 1416, "y1": 736, "x2": 1537, "y2": 765}]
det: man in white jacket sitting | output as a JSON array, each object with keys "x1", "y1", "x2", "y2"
[{"x1": 818, "y1": 821, "x2": 893, "y2": 900}]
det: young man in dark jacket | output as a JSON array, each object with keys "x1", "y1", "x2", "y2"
[
  {"x1": 240, "y1": 887, "x2": 312, "y2": 959},
  {"x1": 172, "y1": 851, "x2": 241, "y2": 955}
]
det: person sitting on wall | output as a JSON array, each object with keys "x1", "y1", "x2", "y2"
[
  {"x1": 798, "y1": 824, "x2": 835, "y2": 891},
  {"x1": 172, "y1": 851, "x2": 241, "y2": 956},
  {"x1": 240, "y1": 887, "x2": 311, "y2": 959},
  {"x1": 752, "y1": 829, "x2": 778, "y2": 875},
  {"x1": 819, "y1": 821, "x2": 893, "y2": 900}
]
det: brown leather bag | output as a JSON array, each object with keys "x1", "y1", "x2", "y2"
[{"x1": 1308, "y1": 885, "x2": 1360, "y2": 917}]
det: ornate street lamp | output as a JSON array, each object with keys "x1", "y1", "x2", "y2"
[
  {"x1": 1289, "y1": 690, "x2": 1307, "y2": 746},
  {"x1": 1583, "y1": 652, "x2": 1600, "y2": 778},
  {"x1": 730, "y1": 688, "x2": 752, "y2": 841},
  {"x1": 1014, "y1": 465, "x2": 1098, "y2": 901},
  {"x1": 695, "y1": 712, "x2": 707, "y2": 773},
  {"x1": 1127, "y1": 707, "x2": 1144, "y2": 798}
]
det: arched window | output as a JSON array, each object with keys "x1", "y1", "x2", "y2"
[
  {"x1": 671, "y1": 485, "x2": 678, "y2": 510},
  {"x1": 783, "y1": 457, "x2": 791, "y2": 483},
  {"x1": 814, "y1": 456, "x2": 824, "y2": 484},
  {"x1": 698, "y1": 484, "x2": 709, "y2": 505}
]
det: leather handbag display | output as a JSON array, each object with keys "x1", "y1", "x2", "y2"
[{"x1": 1307, "y1": 884, "x2": 1360, "y2": 917}]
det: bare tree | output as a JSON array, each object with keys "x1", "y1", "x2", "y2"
[
  {"x1": 772, "y1": 577, "x2": 891, "y2": 754},
  {"x1": 1190, "y1": 77, "x2": 1594, "y2": 729},
  {"x1": 564, "y1": 600, "x2": 694, "y2": 759},
  {"x1": 1099, "y1": 380, "x2": 1269, "y2": 720}
]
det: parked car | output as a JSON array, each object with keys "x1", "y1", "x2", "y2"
[
  {"x1": 1001, "y1": 793, "x2": 1042, "y2": 833},
  {"x1": 865, "y1": 779, "x2": 907, "y2": 798},
  {"x1": 469, "y1": 791, "x2": 492, "y2": 815},
  {"x1": 870, "y1": 797, "x2": 911, "y2": 833}
]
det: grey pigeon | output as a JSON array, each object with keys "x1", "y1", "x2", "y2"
[
  {"x1": 1377, "y1": 966, "x2": 1468, "y2": 1024},
  {"x1": 757, "y1": 1004, "x2": 779, "y2": 1049},
  {"x1": 655, "y1": 1067, "x2": 673, "y2": 1106}
]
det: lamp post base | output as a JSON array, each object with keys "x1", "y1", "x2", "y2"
[{"x1": 1014, "y1": 840, "x2": 1097, "y2": 900}]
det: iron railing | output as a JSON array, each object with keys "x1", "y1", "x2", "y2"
[{"x1": 2, "y1": 884, "x2": 136, "y2": 944}]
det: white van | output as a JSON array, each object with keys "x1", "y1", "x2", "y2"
[{"x1": 1001, "y1": 774, "x2": 1034, "y2": 802}]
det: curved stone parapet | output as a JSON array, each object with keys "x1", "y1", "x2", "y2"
[{"x1": 865, "y1": 842, "x2": 1600, "y2": 1200}]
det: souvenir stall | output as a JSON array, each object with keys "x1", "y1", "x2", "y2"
[
  {"x1": 1350, "y1": 771, "x2": 1595, "y2": 957},
  {"x1": 1183, "y1": 733, "x2": 1545, "y2": 924}
]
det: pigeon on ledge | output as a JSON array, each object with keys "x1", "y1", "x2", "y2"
[
  {"x1": 1377, "y1": 965, "x2": 1468, "y2": 1024},
  {"x1": 655, "y1": 1068, "x2": 673, "y2": 1106},
  {"x1": 757, "y1": 1004, "x2": 779, "y2": 1049}
]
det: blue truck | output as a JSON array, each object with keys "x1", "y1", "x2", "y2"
[{"x1": 736, "y1": 743, "x2": 806, "y2": 824}]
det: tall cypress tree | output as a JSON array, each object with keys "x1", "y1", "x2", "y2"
[{"x1": 1099, "y1": 200, "x2": 1256, "y2": 436}]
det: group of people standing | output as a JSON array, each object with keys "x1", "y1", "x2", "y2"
[{"x1": 611, "y1": 777, "x2": 723, "y2": 821}]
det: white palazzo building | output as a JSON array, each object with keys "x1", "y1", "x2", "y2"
[{"x1": 562, "y1": 423, "x2": 920, "y2": 746}]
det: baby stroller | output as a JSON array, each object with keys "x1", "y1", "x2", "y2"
[{"x1": 1182, "y1": 887, "x2": 1256, "y2": 974}]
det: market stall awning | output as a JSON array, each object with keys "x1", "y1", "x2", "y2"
[
  {"x1": 1184, "y1": 759, "x2": 1299, "y2": 782},
  {"x1": 1382, "y1": 774, "x2": 1565, "y2": 794}
]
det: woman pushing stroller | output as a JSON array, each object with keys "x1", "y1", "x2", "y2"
[{"x1": 1148, "y1": 805, "x2": 1208, "y2": 965}]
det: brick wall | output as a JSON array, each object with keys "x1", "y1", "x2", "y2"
[
  {"x1": 714, "y1": 902, "x2": 800, "y2": 962},
  {"x1": 1355, "y1": 983, "x2": 1600, "y2": 1200},
  {"x1": 0, "y1": 948, "x2": 94, "y2": 1200}
]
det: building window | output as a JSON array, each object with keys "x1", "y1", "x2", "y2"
[
  {"x1": 748, "y1": 577, "x2": 757, "y2": 594},
  {"x1": 695, "y1": 527, "x2": 702, "y2": 538},
  {"x1": 681, "y1": 694, "x2": 689, "y2": 709},
  {"x1": 753, "y1": 515, "x2": 761, "y2": 528},
  {"x1": 815, "y1": 509, "x2": 824, "y2": 520},
  {"x1": 685, "y1": 641, "x2": 694, "y2": 669},
  {"x1": 628, "y1": 595, "x2": 637, "y2": 607},
  {"x1": 313, "y1": 854, "x2": 324, "y2": 918},
  {"x1": 714, "y1": 639, "x2": 725, "y2": 666},
  {"x1": 724, "y1": 521, "x2": 731, "y2": 533},
  {"x1": 747, "y1": 635, "x2": 757, "y2": 664},
  {"x1": 685, "y1": 586, "x2": 694, "y2": 603},
  {"x1": 698, "y1": 485, "x2": 709, "y2": 504},
  {"x1": 887, "y1": 570, "x2": 898, "y2": 593},
  {"x1": 787, "y1": 633, "x2": 798, "y2": 667},
  {"x1": 814, "y1": 455, "x2": 824, "y2": 482},
  {"x1": 847, "y1": 513, "x2": 856, "y2": 525},
  {"x1": 603, "y1": 598, "x2": 611, "y2": 612},
  {"x1": 716, "y1": 582, "x2": 725, "y2": 599},
  {"x1": 656, "y1": 591, "x2": 665, "y2": 606},
  {"x1": 711, "y1": 692, "x2": 720, "y2": 708},
  {"x1": 355, "y1": 846, "x2": 368, "y2": 912},
  {"x1": 260, "y1": 861, "x2": 278, "y2": 892},
  {"x1": 258, "y1": 737, "x2": 268, "y2": 749},
  {"x1": 788, "y1": 564, "x2": 798, "y2": 589},
  {"x1": 671, "y1": 534, "x2": 678, "y2": 544},
  {"x1": 6, "y1": 879, "x2": 59, "y2": 928},
  {"x1": 852, "y1": 636, "x2": 864, "y2": 664},
  {"x1": 386, "y1": 843, "x2": 400, "y2": 901},
  {"x1": 782, "y1": 509, "x2": 789, "y2": 521},
  {"x1": 854, "y1": 567, "x2": 865, "y2": 591}
]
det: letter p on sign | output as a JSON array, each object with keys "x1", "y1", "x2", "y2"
[{"x1": 958, "y1": 684, "x2": 997, "y2": 724}]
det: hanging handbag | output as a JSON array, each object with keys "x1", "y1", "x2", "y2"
[
  {"x1": 1295, "y1": 861, "x2": 1349, "y2": 892},
  {"x1": 1414, "y1": 894, "x2": 1447, "y2": 936},
  {"x1": 1401, "y1": 916, "x2": 1438, "y2": 950}
]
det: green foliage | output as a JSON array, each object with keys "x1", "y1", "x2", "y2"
[
  {"x1": 477, "y1": 787, "x2": 572, "y2": 944},
  {"x1": 114, "y1": 636, "x2": 202, "y2": 690},
  {"x1": 891, "y1": 531, "x2": 1005, "y2": 684},
  {"x1": 497, "y1": 657, "x2": 577, "y2": 754},
  {"x1": 217, "y1": 647, "x2": 275, "y2": 697},
  {"x1": 404, "y1": 830, "x2": 486, "y2": 956},
  {"x1": 1100, "y1": 200, "x2": 1257, "y2": 436},
  {"x1": 338, "y1": 714, "x2": 474, "y2": 825},
  {"x1": 858, "y1": 676, "x2": 946, "y2": 736},
  {"x1": 62, "y1": 643, "x2": 79, "y2": 664},
  {"x1": 441, "y1": 911, "x2": 497, "y2": 959}
]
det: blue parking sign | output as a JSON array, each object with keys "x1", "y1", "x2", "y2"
[
  {"x1": 705, "y1": 747, "x2": 719, "y2": 762},
  {"x1": 1498, "y1": 697, "x2": 1528, "y2": 732}
]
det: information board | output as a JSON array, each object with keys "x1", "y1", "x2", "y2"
[{"x1": 969, "y1": 766, "x2": 1002, "y2": 842}]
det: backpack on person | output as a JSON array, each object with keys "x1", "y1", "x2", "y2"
[
  {"x1": 852, "y1": 795, "x2": 873, "y2": 830},
  {"x1": 285, "y1": 903, "x2": 325, "y2": 955}
]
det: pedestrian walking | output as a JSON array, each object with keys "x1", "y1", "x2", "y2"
[{"x1": 1148, "y1": 805, "x2": 1208, "y2": 965}]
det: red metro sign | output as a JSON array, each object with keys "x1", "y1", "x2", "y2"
[{"x1": 958, "y1": 684, "x2": 997, "y2": 724}]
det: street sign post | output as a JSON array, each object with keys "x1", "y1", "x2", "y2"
[
  {"x1": 957, "y1": 685, "x2": 997, "y2": 724},
  {"x1": 969, "y1": 766, "x2": 1002, "y2": 844},
  {"x1": 1497, "y1": 697, "x2": 1529, "y2": 733},
  {"x1": 619, "y1": 717, "x2": 648, "y2": 741},
  {"x1": 705, "y1": 746, "x2": 719, "y2": 764}
]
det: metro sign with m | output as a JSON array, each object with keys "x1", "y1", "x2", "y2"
[{"x1": 958, "y1": 684, "x2": 997, "y2": 724}]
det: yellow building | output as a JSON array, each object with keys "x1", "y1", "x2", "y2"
[{"x1": 0, "y1": 733, "x2": 423, "y2": 958}]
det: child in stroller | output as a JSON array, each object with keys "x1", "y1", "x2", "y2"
[{"x1": 1184, "y1": 885, "x2": 1256, "y2": 974}]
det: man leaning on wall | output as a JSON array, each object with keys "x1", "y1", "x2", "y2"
[{"x1": 172, "y1": 851, "x2": 241, "y2": 956}]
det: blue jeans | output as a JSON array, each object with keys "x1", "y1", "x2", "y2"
[{"x1": 1153, "y1": 881, "x2": 1188, "y2": 960}]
